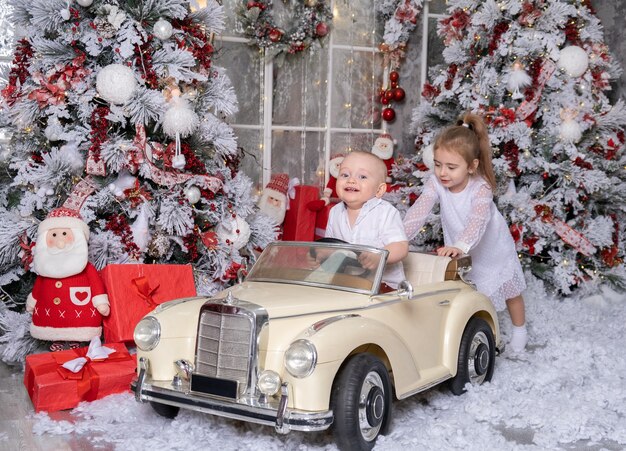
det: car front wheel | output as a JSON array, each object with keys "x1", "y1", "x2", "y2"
[
  {"x1": 449, "y1": 317, "x2": 496, "y2": 395},
  {"x1": 331, "y1": 353, "x2": 393, "y2": 451},
  {"x1": 150, "y1": 401, "x2": 180, "y2": 419}
]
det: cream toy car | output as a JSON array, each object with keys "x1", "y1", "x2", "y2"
[{"x1": 132, "y1": 241, "x2": 501, "y2": 450}]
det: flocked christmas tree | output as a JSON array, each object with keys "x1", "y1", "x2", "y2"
[
  {"x1": 387, "y1": 0, "x2": 626, "y2": 295},
  {"x1": 0, "y1": 0, "x2": 276, "y2": 354}
]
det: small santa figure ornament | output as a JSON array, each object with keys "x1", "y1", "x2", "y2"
[
  {"x1": 26, "y1": 207, "x2": 110, "y2": 348},
  {"x1": 308, "y1": 153, "x2": 345, "y2": 211},
  {"x1": 257, "y1": 173, "x2": 289, "y2": 224},
  {"x1": 371, "y1": 133, "x2": 395, "y2": 186}
]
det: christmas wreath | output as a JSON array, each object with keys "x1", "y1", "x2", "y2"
[{"x1": 238, "y1": 0, "x2": 333, "y2": 58}]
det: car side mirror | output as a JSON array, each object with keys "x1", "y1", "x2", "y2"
[{"x1": 397, "y1": 280, "x2": 414, "y2": 299}]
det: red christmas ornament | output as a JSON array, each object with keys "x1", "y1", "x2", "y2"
[
  {"x1": 268, "y1": 28, "x2": 283, "y2": 42},
  {"x1": 390, "y1": 81, "x2": 398, "y2": 89},
  {"x1": 393, "y1": 87, "x2": 406, "y2": 101},
  {"x1": 381, "y1": 96, "x2": 390, "y2": 105},
  {"x1": 201, "y1": 231, "x2": 218, "y2": 249},
  {"x1": 389, "y1": 71, "x2": 399, "y2": 82},
  {"x1": 315, "y1": 22, "x2": 329, "y2": 37},
  {"x1": 384, "y1": 89, "x2": 394, "y2": 100},
  {"x1": 382, "y1": 107, "x2": 396, "y2": 122}
]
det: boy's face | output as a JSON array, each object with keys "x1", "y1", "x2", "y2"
[{"x1": 336, "y1": 153, "x2": 387, "y2": 209}]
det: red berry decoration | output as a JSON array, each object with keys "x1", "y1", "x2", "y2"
[
  {"x1": 393, "y1": 87, "x2": 406, "y2": 102},
  {"x1": 389, "y1": 71, "x2": 400, "y2": 82},
  {"x1": 382, "y1": 107, "x2": 396, "y2": 122}
]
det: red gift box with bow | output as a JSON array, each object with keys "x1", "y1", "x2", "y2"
[
  {"x1": 282, "y1": 185, "x2": 318, "y2": 241},
  {"x1": 23, "y1": 342, "x2": 136, "y2": 412},
  {"x1": 101, "y1": 264, "x2": 196, "y2": 343}
]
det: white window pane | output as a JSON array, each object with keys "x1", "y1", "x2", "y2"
[
  {"x1": 273, "y1": 49, "x2": 329, "y2": 128},
  {"x1": 271, "y1": 130, "x2": 324, "y2": 185},
  {"x1": 333, "y1": 0, "x2": 380, "y2": 47}
]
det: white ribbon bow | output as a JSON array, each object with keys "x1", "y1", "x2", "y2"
[
  {"x1": 286, "y1": 177, "x2": 300, "y2": 210},
  {"x1": 61, "y1": 336, "x2": 116, "y2": 373}
]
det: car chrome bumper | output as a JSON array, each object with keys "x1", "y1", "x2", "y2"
[{"x1": 132, "y1": 359, "x2": 333, "y2": 433}]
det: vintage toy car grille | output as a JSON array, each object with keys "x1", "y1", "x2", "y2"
[{"x1": 195, "y1": 310, "x2": 253, "y2": 394}]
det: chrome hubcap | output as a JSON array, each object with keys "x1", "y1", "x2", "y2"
[
  {"x1": 358, "y1": 371, "x2": 385, "y2": 441},
  {"x1": 468, "y1": 331, "x2": 491, "y2": 384}
]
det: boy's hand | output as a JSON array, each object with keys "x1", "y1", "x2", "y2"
[
  {"x1": 436, "y1": 246, "x2": 463, "y2": 258},
  {"x1": 358, "y1": 252, "x2": 379, "y2": 270}
]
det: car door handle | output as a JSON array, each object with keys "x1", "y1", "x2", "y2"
[{"x1": 438, "y1": 300, "x2": 450, "y2": 306}]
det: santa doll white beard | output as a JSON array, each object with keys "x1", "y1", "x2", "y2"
[
  {"x1": 259, "y1": 193, "x2": 286, "y2": 224},
  {"x1": 33, "y1": 231, "x2": 89, "y2": 278}
]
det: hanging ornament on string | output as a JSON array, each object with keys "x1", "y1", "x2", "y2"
[
  {"x1": 379, "y1": 68, "x2": 406, "y2": 123},
  {"x1": 162, "y1": 87, "x2": 199, "y2": 170},
  {"x1": 153, "y1": 18, "x2": 173, "y2": 40},
  {"x1": 76, "y1": 0, "x2": 94, "y2": 6},
  {"x1": 559, "y1": 108, "x2": 582, "y2": 143},
  {"x1": 507, "y1": 61, "x2": 532, "y2": 100},
  {"x1": 557, "y1": 46, "x2": 589, "y2": 78}
]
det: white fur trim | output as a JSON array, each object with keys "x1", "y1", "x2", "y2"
[
  {"x1": 30, "y1": 324, "x2": 102, "y2": 342},
  {"x1": 92, "y1": 294, "x2": 110, "y2": 307},
  {"x1": 26, "y1": 293, "x2": 36, "y2": 312},
  {"x1": 38, "y1": 217, "x2": 90, "y2": 239}
]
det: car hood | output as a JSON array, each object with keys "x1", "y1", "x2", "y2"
[{"x1": 219, "y1": 281, "x2": 372, "y2": 319}]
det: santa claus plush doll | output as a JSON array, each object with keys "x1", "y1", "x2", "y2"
[
  {"x1": 307, "y1": 153, "x2": 344, "y2": 211},
  {"x1": 371, "y1": 133, "x2": 395, "y2": 188},
  {"x1": 26, "y1": 207, "x2": 110, "y2": 350},
  {"x1": 257, "y1": 173, "x2": 289, "y2": 225}
]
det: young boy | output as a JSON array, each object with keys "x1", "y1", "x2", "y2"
[{"x1": 324, "y1": 150, "x2": 408, "y2": 289}]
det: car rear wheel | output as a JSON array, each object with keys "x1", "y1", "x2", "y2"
[
  {"x1": 150, "y1": 401, "x2": 180, "y2": 419},
  {"x1": 331, "y1": 353, "x2": 392, "y2": 451},
  {"x1": 449, "y1": 317, "x2": 496, "y2": 395}
]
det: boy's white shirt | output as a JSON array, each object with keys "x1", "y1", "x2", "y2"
[{"x1": 326, "y1": 198, "x2": 407, "y2": 288}]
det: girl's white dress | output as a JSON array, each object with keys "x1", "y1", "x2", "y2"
[{"x1": 404, "y1": 174, "x2": 525, "y2": 311}]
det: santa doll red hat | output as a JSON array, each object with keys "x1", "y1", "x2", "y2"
[
  {"x1": 26, "y1": 207, "x2": 110, "y2": 343},
  {"x1": 257, "y1": 173, "x2": 289, "y2": 224}
]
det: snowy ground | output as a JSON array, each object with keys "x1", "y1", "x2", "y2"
[{"x1": 24, "y1": 278, "x2": 626, "y2": 450}]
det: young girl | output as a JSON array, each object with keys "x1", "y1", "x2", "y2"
[{"x1": 403, "y1": 113, "x2": 527, "y2": 352}]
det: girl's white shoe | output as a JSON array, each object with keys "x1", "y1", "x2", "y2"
[{"x1": 509, "y1": 324, "x2": 528, "y2": 353}]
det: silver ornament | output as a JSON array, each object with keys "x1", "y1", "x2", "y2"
[
  {"x1": 185, "y1": 186, "x2": 201, "y2": 204},
  {"x1": 76, "y1": 0, "x2": 94, "y2": 6},
  {"x1": 153, "y1": 18, "x2": 173, "y2": 40}
]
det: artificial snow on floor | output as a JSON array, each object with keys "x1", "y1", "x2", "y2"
[{"x1": 26, "y1": 277, "x2": 626, "y2": 450}]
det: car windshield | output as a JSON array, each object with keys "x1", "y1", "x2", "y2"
[{"x1": 246, "y1": 242, "x2": 388, "y2": 295}]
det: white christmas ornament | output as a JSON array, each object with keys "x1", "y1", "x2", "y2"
[
  {"x1": 507, "y1": 62, "x2": 532, "y2": 100},
  {"x1": 153, "y1": 18, "x2": 173, "y2": 40},
  {"x1": 559, "y1": 109, "x2": 582, "y2": 143},
  {"x1": 76, "y1": 0, "x2": 94, "y2": 6},
  {"x1": 108, "y1": 170, "x2": 137, "y2": 197},
  {"x1": 184, "y1": 186, "x2": 201, "y2": 204},
  {"x1": 96, "y1": 64, "x2": 137, "y2": 105},
  {"x1": 217, "y1": 215, "x2": 251, "y2": 250},
  {"x1": 163, "y1": 97, "x2": 199, "y2": 139},
  {"x1": 421, "y1": 143, "x2": 434, "y2": 171},
  {"x1": 44, "y1": 117, "x2": 64, "y2": 141},
  {"x1": 557, "y1": 46, "x2": 589, "y2": 78},
  {"x1": 131, "y1": 204, "x2": 152, "y2": 254}
]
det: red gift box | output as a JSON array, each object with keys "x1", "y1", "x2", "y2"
[
  {"x1": 101, "y1": 264, "x2": 196, "y2": 343},
  {"x1": 24, "y1": 342, "x2": 136, "y2": 412},
  {"x1": 282, "y1": 185, "x2": 319, "y2": 241}
]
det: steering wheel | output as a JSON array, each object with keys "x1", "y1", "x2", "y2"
[{"x1": 314, "y1": 238, "x2": 366, "y2": 275}]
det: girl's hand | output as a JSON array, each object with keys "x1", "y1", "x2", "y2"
[{"x1": 436, "y1": 246, "x2": 463, "y2": 258}]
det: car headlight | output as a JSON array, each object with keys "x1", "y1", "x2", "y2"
[
  {"x1": 284, "y1": 339, "x2": 317, "y2": 378},
  {"x1": 134, "y1": 316, "x2": 161, "y2": 351},
  {"x1": 257, "y1": 370, "x2": 282, "y2": 396}
]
